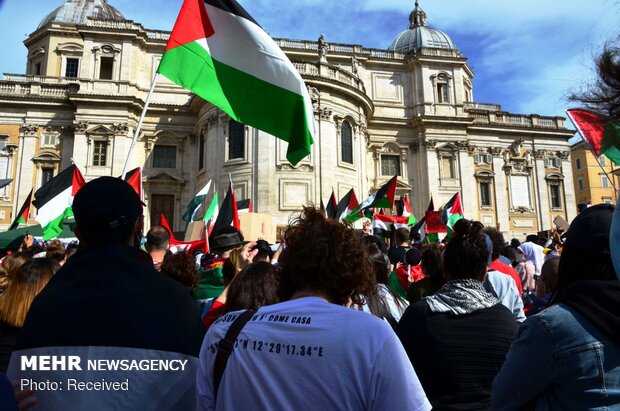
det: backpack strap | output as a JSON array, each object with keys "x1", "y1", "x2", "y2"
[{"x1": 213, "y1": 309, "x2": 256, "y2": 401}]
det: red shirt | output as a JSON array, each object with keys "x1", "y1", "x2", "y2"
[
  {"x1": 202, "y1": 300, "x2": 226, "y2": 330},
  {"x1": 396, "y1": 264, "x2": 424, "y2": 289},
  {"x1": 490, "y1": 259, "x2": 523, "y2": 295}
]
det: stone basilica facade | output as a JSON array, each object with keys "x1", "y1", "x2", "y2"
[{"x1": 0, "y1": 0, "x2": 576, "y2": 237}]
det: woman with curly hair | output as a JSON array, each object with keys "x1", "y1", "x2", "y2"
[
  {"x1": 396, "y1": 219, "x2": 518, "y2": 410},
  {"x1": 197, "y1": 207, "x2": 430, "y2": 411}
]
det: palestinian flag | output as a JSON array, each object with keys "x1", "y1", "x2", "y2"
[
  {"x1": 399, "y1": 195, "x2": 417, "y2": 225},
  {"x1": 209, "y1": 180, "x2": 239, "y2": 239},
  {"x1": 325, "y1": 190, "x2": 338, "y2": 219},
  {"x1": 124, "y1": 167, "x2": 143, "y2": 200},
  {"x1": 9, "y1": 189, "x2": 33, "y2": 230},
  {"x1": 566, "y1": 109, "x2": 620, "y2": 164},
  {"x1": 336, "y1": 188, "x2": 359, "y2": 222},
  {"x1": 236, "y1": 199, "x2": 252, "y2": 213},
  {"x1": 158, "y1": 0, "x2": 315, "y2": 166},
  {"x1": 161, "y1": 214, "x2": 206, "y2": 253},
  {"x1": 33, "y1": 165, "x2": 85, "y2": 240},
  {"x1": 410, "y1": 197, "x2": 436, "y2": 242},
  {"x1": 203, "y1": 192, "x2": 219, "y2": 234},
  {"x1": 344, "y1": 176, "x2": 397, "y2": 223},
  {"x1": 183, "y1": 180, "x2": 212, "y2": 223},
  {"x1": 372, "y1": 214, "x2": 409, "y2": 238},
  {"x1": 440, "y1": 192, "x2": 464, "y2": 235}
]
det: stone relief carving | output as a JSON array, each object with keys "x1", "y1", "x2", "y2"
[
  {"x1": 112, "y1": 123, "x2": 129, "y2": 134},
  {"x1": 534, "y1": 149, "x2": 546, "y2": 159},
  {"x1": 19, "y1": 124, "x2": 39, "y2": 135},
  {"x1": 510, "y1": 138, "x2": 524, "y2": 157},
  {"x1": 423, "y1": 139, "x2": 437, "y2": 149},
  {"x1": 558, "y1": 151, "x2": 570, "y2": 160},
  {"x1": 276, "y1": 163, "x2": 315, "y2": 172},
  {"x1": 74, "y1": 121, "x2": 89, "y2": 133}
]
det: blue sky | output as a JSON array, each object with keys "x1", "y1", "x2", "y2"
[{"x1": 0, "y1": 0, "x2": 618, "y2": 120}]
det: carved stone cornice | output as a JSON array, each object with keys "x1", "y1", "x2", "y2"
[
  {"x1": 558, "y1": 151, "x2": 570, "y2": 160},
  {"x1": 205, "y1": 114, "x2": 219, "y2": 127},
  {"x1": 20, "y1": 125, "x2": 39, "y2": 136}
]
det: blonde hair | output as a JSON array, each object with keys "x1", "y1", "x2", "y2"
[{"x1": 0, "y1": 258, "x2": 59, "y2": 327}]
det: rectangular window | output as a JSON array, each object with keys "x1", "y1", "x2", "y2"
[
  {"x1": 441, "y1": 156, "x2": 455, "y2": 179},
  {"x1": 575, "y1": 158, "x2": 581, "y2": 170},
  {"x1": 41, "y1": 168, "x2": 54, "y2": 186},
  {"x1": 34, "y1": 62, "x2": 41, "y2": 76},
  {"x1": 479, "y1": 181, "x2": 491, "y2": 207},
  {"x1": 577, "y1": 177, "x2": 584, "y2": 192},
  {"x1": 228, "y1": 121, "x2": 245, "y2": 160},
  {"x1": 598, "y1": 156, "x2": 606, "y2": 167},
  {"x1": 99, "y1": 57, "x2": 114, "y2": 80},
  {"x1": 550, "y1": 184, "x2": 562, "y2": 209},
  {"x1": 437, "y1": 83, "x2": 449, "y2": 103},
  {"x1": 41, "y1": 134, "x2": 57, "y2": 148},
  {"x1": 601, "y1": 175, "x2": 610, "y2": 188},
  {"x1": 92, "y1": 141, "x2": 107, "y2": 166},
  {"x1": 381, "y1": 155, "x2": 400, "y2": 176},
  {"x1": 65, "y1": 58, "x2": 79, "y2": 78},
  {"x1": 153, "y1": 145, "x2": 177, "y2": 168}
]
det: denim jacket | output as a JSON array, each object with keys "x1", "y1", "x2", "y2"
[{"x1": 491, "y1": 304, "x2": 620, "y2": 410}]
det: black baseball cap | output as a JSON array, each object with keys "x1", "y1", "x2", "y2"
[{"x1": 73, "y1": 177, "x2": 143, "y2": 237}]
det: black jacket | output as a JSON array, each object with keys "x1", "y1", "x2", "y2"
[{"x1": 18, "y1": 244, "x2": 205, "y2": 356}]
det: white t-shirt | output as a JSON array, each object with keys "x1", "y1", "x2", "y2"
[{"x1": 197, "y1": 297, "x2": 431, "y2": 411}]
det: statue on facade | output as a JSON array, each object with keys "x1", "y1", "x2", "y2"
[
  {"x1": 351, "y1": 55, "x2": 360, "y2": 75},
  {"x1": 318, "y1": 34, "x2": 328, "y2": 63}
]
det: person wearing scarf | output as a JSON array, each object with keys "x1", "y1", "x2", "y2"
[
  {"x1": 396, "y1": 219, "x2": 518, "y2": 410},
  {"x1": 492, "y1": 204, "x2": 620, "y2": 410}
]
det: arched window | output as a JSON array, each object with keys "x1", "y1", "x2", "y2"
[
  {"x1": 341, "y1": 121, "x2": 353, "y2": 164},
  {"x1": 228, "y1": 120, "x2": 245, "y2": 160}
]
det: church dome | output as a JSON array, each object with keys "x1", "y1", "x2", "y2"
[
  {"x1": 388, "y1": 1, "x2": 457, "y2": 53},
  {"x1": 38, "y1": 0, "x2": 125, "y2": 29}
]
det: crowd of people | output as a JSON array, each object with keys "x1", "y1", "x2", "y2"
[
  {"x1": 0, "y1": 43, "x2": 619, "y2": 411},
  {"x1": 0, "y1": 173, "x2": 616, "y2": 410}
]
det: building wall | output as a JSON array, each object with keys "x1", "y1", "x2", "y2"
[
  {"x1": 0, "y1": 11, "x2": 577, "y2": 238},
  {"x1": 571, "y1": 141, "x2": 618, "y2": 206}
]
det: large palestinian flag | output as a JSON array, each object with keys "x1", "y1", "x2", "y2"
[
  {"x1": 158, "y1": 0, "x2": 315, "y2": 165},
  {"x1": 209, "y1": 180, "x2": 239, "y2": 239},
  {"x1": 325, "y1": 190, "x2": 338, "y2": 219},
  {"x1": 32, "y1": 165, "x2": 85, "y2": 240},
  {"x1": 8, "y1": 189, "x2": 32, "y2": 230},
  {"x1": 183, "y1": 180, "x2": 212, "y2": 223}
]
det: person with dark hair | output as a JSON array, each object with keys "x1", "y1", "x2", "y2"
[
  {"x1": 387, "y1": 227, "x2": 410, "y2": 266},
  {"x1": 407, "y1": 244, "x2": 445, "y2": 303},
  {"x1": 253, "y1": 239, "x2": 274, "y2": 263},
  {"x1": 64, "y1": 242, "x2": 78, "y2": 261},
  {"x1": 493, "y1": 204, "x2": 620, "y2": 409},
  {"x1": 510, "y1": 238, "x2": 521, "y2": 248},
  {"x1": 8, "y1": 177, "x2": 205, "y2": 409},
  {"x1": 361, "y1": 234, "x2": 388, "y2": 254},
  {"x1": 483, "y1": 227, "x2": 522, "y2": 295},
  {"x1": 524, "y1": 257, "x2": 560, "y2": 316},
  {"x1": 225, "y1": 262, "x2": 279, "y2": 312},
  {"x1": 0, "y1": 258, "x2": 58, "y2": 372},
  {"x1": 160, "y1": 251, "x2": 200, "y2": 290},
  {"x1": 397, "y1": 219, "x2": 518, "y2": 410},
  {"x1": 145, "y1": 225, "x2": 170, "y2": 270},
  {"x1": 358, "y1": 244, "x2": 408, "y2": 328},
  {"x1": 197, "y1": 207, "x2": 430, "y2": 410}
]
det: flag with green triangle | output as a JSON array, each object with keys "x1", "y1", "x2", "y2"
[
  {"x1": 344, "y1": 176, "x2": 397, "y2": 223},
  {"x1": 9, "y1": 189, "x2": 33, "y2": 231}
]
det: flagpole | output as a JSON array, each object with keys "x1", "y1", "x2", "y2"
[{"x1": 121, "y1": 73, "x2": 160, "y2": 179}]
